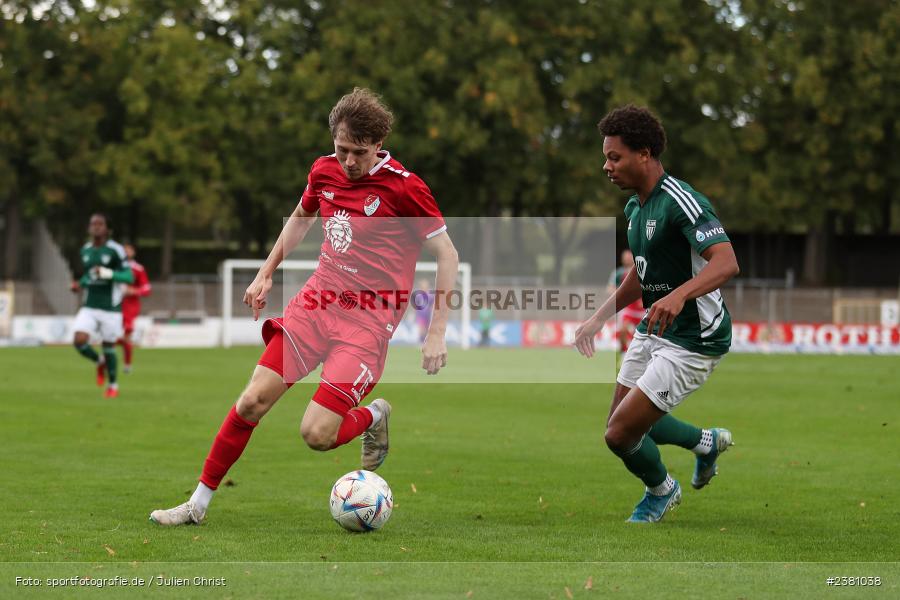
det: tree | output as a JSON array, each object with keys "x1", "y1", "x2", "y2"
[
  {"x1": 0, "y1": 1, "x2": 101, "y2": 275},
  {"x1": 737, "y1": 0, "x2": 900, "y2": 283}
]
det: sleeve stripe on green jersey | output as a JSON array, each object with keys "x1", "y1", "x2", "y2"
[
  {"x1": 107, "y1": 240, "x2": 127, "y2": 260},
  {"x1": 662, "y1": 178, "x2": 702, "y2": 223},
  {"x1": 666, "y1": 177, "x2": 703, "y2": 215}
]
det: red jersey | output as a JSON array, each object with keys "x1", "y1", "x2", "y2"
[
  {"x1": 297, "y1": 151, "x2": 446, "y2": 338},
  {"x1": 122, "y1": 260, "x2": 151, "y2": 318}
]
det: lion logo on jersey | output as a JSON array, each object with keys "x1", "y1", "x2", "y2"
[{"x1": 325, "y1": 210, "x2": 353, "y2": 253}]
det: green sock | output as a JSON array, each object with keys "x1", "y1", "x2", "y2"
[
  {"x1": 649, "y1": 414, "x2": 702, "y2": 449},
  {"x1": 76, "y1": 343, "x2": 100, "y2": 362},
  {"x1": 616, "y1": 435, "x2": 668, "y2": 488},
  {"x1": 103, "y1": 346, "x2": 118, "y2": 385}
]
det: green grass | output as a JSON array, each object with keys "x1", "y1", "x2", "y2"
[{"x1": 1, "y1": 347, "x2": 898, "y2": 598}]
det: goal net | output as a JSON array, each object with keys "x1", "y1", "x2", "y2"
[{"x1": 220, "y1": 259, "x2": 472, "y2": 348}]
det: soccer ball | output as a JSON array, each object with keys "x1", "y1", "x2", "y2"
[{"x1": 329, "y1": 470, "x2": 393, "y2": 532}]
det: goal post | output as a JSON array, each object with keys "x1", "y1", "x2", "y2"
[{"x1": 220, "y1": 259, "x2": 472, "y2": 349}]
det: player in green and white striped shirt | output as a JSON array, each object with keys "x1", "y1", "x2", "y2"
[
  {"x1": 575, "y1": 106, "x2": 740, "y2": 523},
  {"x1": 70, "y1": 213, "x2": 133, "y2": 398}
]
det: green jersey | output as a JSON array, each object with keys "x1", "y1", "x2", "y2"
[
  {"x1": 624, "y1": 174, "x2": 731, "y2": 356},
  {"x1": 78, "y1": 240, "x2": 133, "y2": 312}
]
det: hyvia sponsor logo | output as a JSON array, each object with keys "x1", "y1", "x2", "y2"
[{"x1": 695, "y1": 222, "x2": 725, "y2": 243}]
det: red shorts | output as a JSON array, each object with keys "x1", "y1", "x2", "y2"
[
  {"x1": 257, "y1": 309, "x2": 389, "y2": 416},
  {"x1": 121, "y1": 308, "x2": 139, "y2": 334}
]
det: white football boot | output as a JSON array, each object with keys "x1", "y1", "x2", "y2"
[
  {"x1": 361, "y1": 398, "x2": 391, "y2": 471},
  {"x1": 149, "y1": 501, "x2": 205, "y2": 526},
  {"x1": 692, "y1": 428, "x2": 734, "y2": 489}
]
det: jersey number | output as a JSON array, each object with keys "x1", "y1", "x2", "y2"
[{"x1": 351, "y1": 362, "x2": 374, "y2": 403}]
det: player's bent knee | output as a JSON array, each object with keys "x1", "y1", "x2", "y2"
[
  {"x1": 604, "y1": 426, "x2": 633, "y2": 454},
  {"x1": 73, "y1": 333, "x2": 89, "y2": 347},
  {"x1": 300, "y1": 421, "x2": 336, "y2": 451},
  {"x1": 236, "y1": 390, "x2": 271, "y2": 422},
  {"x1": 236, "y1": 369, "x2": 287, "y2": 421}
]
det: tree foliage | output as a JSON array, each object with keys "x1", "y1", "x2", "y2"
[{"x1": 0, "y1": 0, "x2": 896, "y2": 282}]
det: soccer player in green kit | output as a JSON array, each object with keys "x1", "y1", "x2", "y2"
[
  {"x1": 575, "y1": 106, "x2": 740, "y2": 523},
  {"x1": 70, "y1": 213, "x2": 134, "y2": 398}
]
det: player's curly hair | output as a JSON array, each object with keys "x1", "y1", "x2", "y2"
[
  {"x1": 329, "y1": 88, "x2": 394, "y2": 144},
  {"x1": 91, "y1": 212, "x2": 111, "y2": 229},
  {"x1": 597, "y1": 105, "x2": 666, "y2": 158}
]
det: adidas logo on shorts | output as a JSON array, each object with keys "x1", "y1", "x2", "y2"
[{"x1": 656, "y1": 390, "x2": 669, "y2": 401}]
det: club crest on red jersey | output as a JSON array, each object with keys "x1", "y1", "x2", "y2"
[{"x1": 364, "y1": 194, "x2": 381, "y2": 216}]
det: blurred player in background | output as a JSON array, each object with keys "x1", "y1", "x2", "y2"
[
  {"x1": 413, "y1": 278, "x2": 435, "y2": 342},
  {"x1": 151, "y1": 88, "x2": 459, "y2": 526},
  {"x1": 575, "y1": 105, "x2": 739, "y2": 523},
  {"x1": 478, "y1": 307, "x2": 494, "y2": 347},
  {"x1": 118, "y1": 243, "x2": 152, "y2": 374},
  {"x1": 70, "y1": 213, "x2": 133, "y2": 398},
  {"x1": 607, "y1": 249, "x2": 644, "y2": 352}
]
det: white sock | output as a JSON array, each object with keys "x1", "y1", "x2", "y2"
[
  {"x1": 190, "y1": 482, "x2": 215, "y2": 514},
  {"x1": 366, "y1": 403, "x2": 383, "y2": 427},
  {"x1": 647, "y1": 474, "x2": 675, "y2": 496},
  {"x1": 692, "y1": 429, "x2": 714, "y2": 455}
]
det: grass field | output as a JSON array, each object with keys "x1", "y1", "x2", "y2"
[{"x1": 1, "y1": 346, "x2": 898, "y2": 598}]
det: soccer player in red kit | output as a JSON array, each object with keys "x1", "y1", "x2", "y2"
[
  {"x1": 119, "y1": 244, "x2": 151, "y2": 373},
  {"x1": 150, "y1": 88, "x2": 459, "y2": 526}
]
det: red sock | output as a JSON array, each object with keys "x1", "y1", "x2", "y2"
[
  {"x1": 121, "y1": 340, "x2": 133, "y2": 365},
  {"x1": 330, "y1": 407, "x2": 373, "y2": 449},
  {"x1": 199, "y1": 406, "x2": 258, "y2": 490}
]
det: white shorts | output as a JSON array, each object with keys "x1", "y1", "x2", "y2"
[
  {"x1": 73, "y1": 307, "x2": 123, "y2": 344},
  {"x1": 616, "y1": 331, "x2": 722, "y2": 412}
]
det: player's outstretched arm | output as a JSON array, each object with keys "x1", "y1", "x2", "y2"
[
  {"x1": 111, "y1": 267, "x2": 134, "y2": 284},
  {"x1": 244, "y1": 203, "x2": 318, "y2": 320},
  {"x1": 420, "y1": 231, "x2": 459, "y2": 375},
  {"x1": 645, "y1": 242, "x2": 739, "y2": 338},
  {"x1": 574, "y1": 267, "x2": 642, "y2": 358}
]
